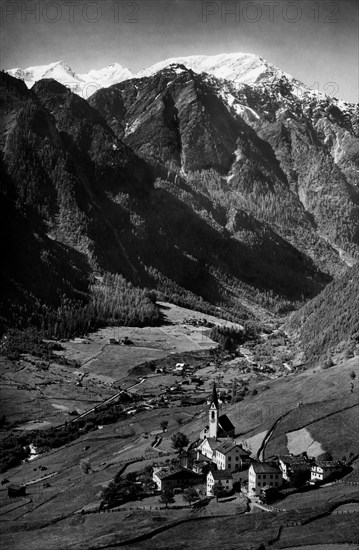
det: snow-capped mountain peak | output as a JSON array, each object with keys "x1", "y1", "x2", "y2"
[
  {"x1": 6, "y1": 52, "x2": 345, "y2": 101},
  {"x1": 7, "y1": 53, "x2": 297, "y2": 98},
  {"x1": 136, "y1": 52, "x2": 296, "y2": 87},
  {"x1": 6, "y1": 60, "x2": 133, "y2": 97},
  {"x1": 7, "y1": 60, "x2": 82, "y2": 87},
  {"x1": 7, "y1": 60, "x2": 78, "y2": 83},
  {"x1": 81, "y1": 63, "x2": 133, "y2": 85}
]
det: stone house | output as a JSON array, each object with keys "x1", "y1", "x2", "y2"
[
  {"x1": 277, "y1": 454, "x2": 312, "y2": 484},
  {"x1": 248, "y1": 462, "x2": 282, "y2": 496},
  {"x1": 207, "y1": 469, "x2": 233, "y2": 496},
  {"x1": 153, "y1": 467, "x2": 202, "y2": 492}
]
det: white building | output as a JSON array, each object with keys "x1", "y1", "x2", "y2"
[
  {"x1": 198, "y1": 437, "x2": 223, "y2": 461},
  {"x1": 214, "y1": 442, "x2": 251, "y2": 472},
  {"x1": 207, "y1": 469, "x2": 233, "y2": 496},
  {"x1": 248, "y1": 462, "x2": 282, "y2": 496},
  {"x1": 311, "y1": 461, "x2": 344, "y2": 483}
]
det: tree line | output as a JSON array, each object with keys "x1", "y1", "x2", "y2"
[{"x1": 1, "y1": 272, "x2": 162, "y2": 357}]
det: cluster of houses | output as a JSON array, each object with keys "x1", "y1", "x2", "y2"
[
  {"x1": 169, "y1": 362, "x2": 204, "y2": 383},
  {"x1": 108, "y1": 336, "x2": 133, "y2": 345},
  {"x1": 153, "y1": 383, "x2": 345, "y2": 499}
]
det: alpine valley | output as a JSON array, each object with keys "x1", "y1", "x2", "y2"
[
  {"x1": 2, "y1": 53, "x2": 359, "y2": 348},
  {"x1": 1, "y1": 52, "x2": 359, "y2": 550}
]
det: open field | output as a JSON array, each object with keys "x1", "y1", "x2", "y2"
[
  {"x1": 275, "y1": 484, "x2": 359, "y2": 511},
  {"x1": 54, "y1": 301, "x2": 230, "y2": 379},
  {"x1": 0, "y1": 357, "x2": 115, "y2": 428},
  {"x1": 116, "y1": 511, "x2": 359, "y2": 550},
  {"x1": 238, "y1": 430, "x2": 267, "y2": 456},
  {"x1": 287, "y1": 428, "x2": 324, "y2": 457},
  {"x1": 51, "y1": 301, "x2": 243, "y2": 386},
  {"x1": 78, "y1": 344, "x2": 168, "y2": 381},
  {"x1": 0, "y1": 302, "x2": 232, "y2": 429}
]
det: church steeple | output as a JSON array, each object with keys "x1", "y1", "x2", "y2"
[
  {"x1": 211, "y1": 381, "x2": 219, "y2": 409},
  {"x1": 209, "y1": 382, "x2": 219, "y2": 438}
]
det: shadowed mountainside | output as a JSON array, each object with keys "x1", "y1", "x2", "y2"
[{"x1": 1, "y1": 63, "x2": 358, "y2": 338}]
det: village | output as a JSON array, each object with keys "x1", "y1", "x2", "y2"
[
  {"x1": 4, "y1": 381, "x2": 347, "y2": 512},
  {"x1": 150, "y1": 383, "x2": 347, "y2": 507}
]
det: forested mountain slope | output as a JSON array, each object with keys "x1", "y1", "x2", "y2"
[
  {"x1": 1, "y1": 59, "x2": 358, "y2": 337},
  {"x1": 90, "y1": 65, "x2": 359, "y2": 277},
  {"x1": 288, "y1": 263, "x2": 359, "y2": 362}
]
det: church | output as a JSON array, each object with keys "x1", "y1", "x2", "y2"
[
  {"x1": 196, "y1": 382, "x2": 250, "y2": 473},
  {"x1": 199, "y1": 382, "x2": 235, "y2": 440}
]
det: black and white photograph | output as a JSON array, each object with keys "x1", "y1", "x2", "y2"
[{"x1": 0, "y1": 0, "x2": 358, "y2": 548}]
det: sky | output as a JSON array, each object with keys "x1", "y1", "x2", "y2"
[{"x1": 0, "y1": 0, "x2": 358, "y2": 102}]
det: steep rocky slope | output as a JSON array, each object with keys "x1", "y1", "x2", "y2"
[{"x1": 90, "y1": 64, "x2": 359, "y2": 276}]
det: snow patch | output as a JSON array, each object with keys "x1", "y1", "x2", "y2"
[{"x1": 125, "y1": 118, "x2": 141, "y2": 136}]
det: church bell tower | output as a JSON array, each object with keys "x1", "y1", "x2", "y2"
[{"x1": 209, "y1": 382, "x2": 219, "y2": 438}]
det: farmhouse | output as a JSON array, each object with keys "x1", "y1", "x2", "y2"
[
  {"x1": 152, "y1": 467, "x2": 202, "y2": 492},
  {"x1": 310, "y1": 461, "x2": 344, "y2": 483},
  {"x1": 277, "y1": 454, "x2": 312, "y2": 484},
  {"x1": 207, "y1": 469, "x2": 233, "y2": 496},
  {"x1": 248, "y1": 462, "x2": 282, "y2": 496}
]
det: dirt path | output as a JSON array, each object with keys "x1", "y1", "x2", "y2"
[
  {"x1": 257, "y1": 409, "x2": 293, "y2": 461},
  {"x1": 81, "y1": 343, "x2": 109, "y2": 368}
]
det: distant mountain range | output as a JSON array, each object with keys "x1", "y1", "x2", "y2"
[
  {"x1": 7, "y1": 60, "x2": 133, "y2": 96},
  {"x1": 1, "y1": 53, "x2": 358, "y2": 354},
  {"x1": 7, "y1": 53, "x2": 314, "y2": 99}
]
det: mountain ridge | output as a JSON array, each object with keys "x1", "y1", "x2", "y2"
[
  {"x1": 1, "y1": 57, "x2": 358, "y2": 355},
  {"x1": 89, "y1": 63, "x2": 359, "y2": 270},
  {"x1": 7, "y1": 52, "x2": 355, "y2": 105}
]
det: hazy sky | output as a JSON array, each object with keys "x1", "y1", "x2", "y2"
[{"x1": 1, "y1": 0, "x2": 358, "y2": 101}]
